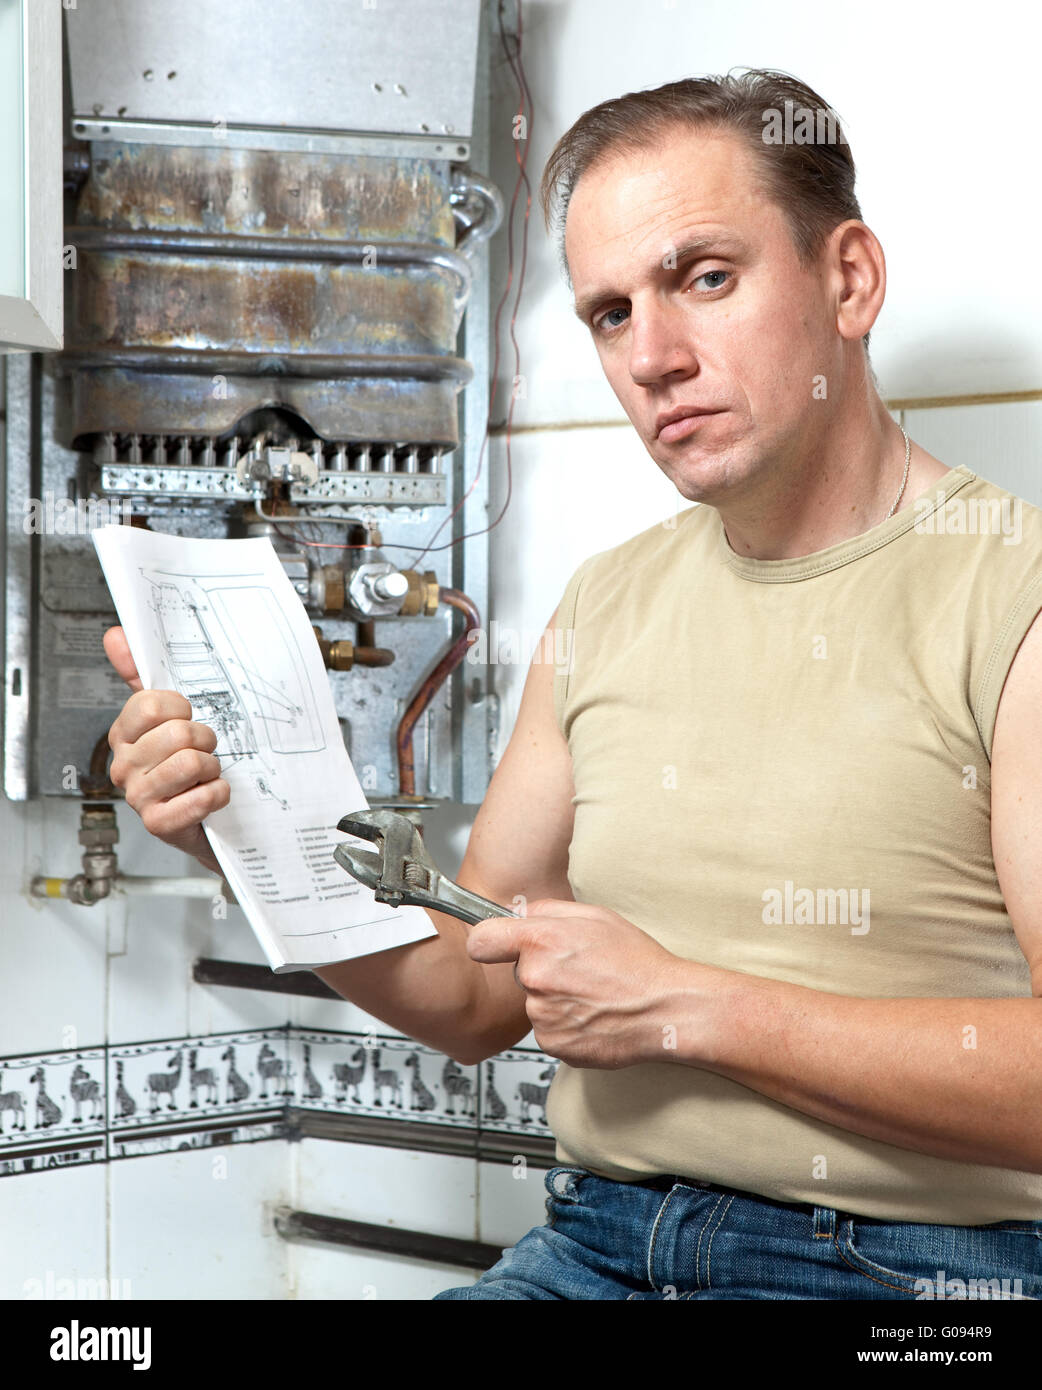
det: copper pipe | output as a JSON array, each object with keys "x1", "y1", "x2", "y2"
[
  {"x1": 312, "y1": 626, "x2": 394, "y2": 672},
  {"x1": 81, "y1": 732, "x2": 121, "y2": 800},
  {"x1": 396, "y1": 588, "x2": 481, "y2": 798},
  {"x1": 354, "y1": 619, "x2": 394, "y2": 665},
  {"x1": 355, "y1": 647, "x2": 395, "y2": 668}
]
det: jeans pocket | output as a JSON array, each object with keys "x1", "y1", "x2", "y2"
[{"x1": 841, "y1": 1218, "x2": 1042, "y2": 1299}]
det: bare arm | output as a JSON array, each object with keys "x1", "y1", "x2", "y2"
[
  {"x1": 104, "y1": 618, "x2": 576, "y2": 1065},
  {"x1": 315, "y1": 621, "x2": 576, "y2": 1063}
]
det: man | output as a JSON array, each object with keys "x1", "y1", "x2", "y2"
[{"x1": 105, "y1": 70, "x2": 1042, "y2": 1300}]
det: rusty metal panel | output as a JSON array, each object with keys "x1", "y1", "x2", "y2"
[
  {"x1": 75, "y1": 145, "x2": 457, "y2": 244},
  {"x1": 62, "y1": 145, "x2": 471, "y2": 444},
  {"x1": 63, "y1": 365, "x2": 467, "y2": 446}
]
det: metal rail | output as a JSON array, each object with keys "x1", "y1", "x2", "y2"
[
  {"x1": 193, "y1": 957, "x2": 342, "y2": 1000},
  {"x1": 273, "y1": 1206, "x2": 503, "y2": 1271}
]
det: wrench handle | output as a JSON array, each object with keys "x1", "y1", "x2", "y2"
[{"x1": 383, "y1": 875, "x2": 519, "y2": 926}]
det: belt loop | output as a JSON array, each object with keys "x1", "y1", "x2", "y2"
[{"x1": 813, "y1": 1205, "x2": 837, "y2": 1240}]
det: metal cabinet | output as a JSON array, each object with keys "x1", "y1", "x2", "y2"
[{"x1": 0, "y1": 0, "x2": 62, "y2": 353}]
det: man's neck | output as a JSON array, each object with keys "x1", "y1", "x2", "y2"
[{"x1": 716, "y1": 401, "x2": 951, "y2": 561}]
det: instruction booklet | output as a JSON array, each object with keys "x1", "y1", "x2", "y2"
[{"x1": 92, "y1": 524, "x2": 438, "y2": 972}]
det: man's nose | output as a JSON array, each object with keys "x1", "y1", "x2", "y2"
[{"x1": 627, "y1": 298, "x2": 699, "y2": 385}]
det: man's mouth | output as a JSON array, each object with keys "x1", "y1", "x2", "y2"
[{"x1": 655, "y1": 409, "x2": 723, "y2": 443}]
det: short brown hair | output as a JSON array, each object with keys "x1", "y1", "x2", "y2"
[{"x1": 541, "y1": 67, "x2": 865, "y2": 304}]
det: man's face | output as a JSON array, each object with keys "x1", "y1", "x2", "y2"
[{"x1": 565, "y1": 126, "x2": 842, "y2": 505}]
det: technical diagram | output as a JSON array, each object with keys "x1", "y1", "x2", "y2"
[{"x1": 143, "y1": 569, "x2": 327, "y2": 810}]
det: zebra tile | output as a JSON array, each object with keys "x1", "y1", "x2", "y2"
[
  {"x1": 479, "y1": 1052, "x2": 559, "y2": 1133},
  {"x1": 0, "y1": 1048, "x2": 106, "y2": 1149},
  {"x1": 107, "y1": 1030, "x2": 286, "y2": 1130},
  {"x1": 291, "y1": 1032, "x2": 479, "y2": 1128},
  {"x1": 0, "y1": 1029, "x2": 565, "y2": 1181}
]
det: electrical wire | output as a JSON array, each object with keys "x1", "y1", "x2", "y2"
[
  {"x1": 251, "y1": 0, "x2": 531, "y2": 565},
  {"x1": 392, "y1": 0, "x2": 531, "y2": 563},
  {"x1": 252, "y1": 498, "x2": 433, "y2": 555}
]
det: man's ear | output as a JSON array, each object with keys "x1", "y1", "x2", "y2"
[{"x1": 830, "y1": 219, "x2": 886, "y2": 344}]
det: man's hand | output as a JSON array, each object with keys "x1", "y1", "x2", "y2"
[
  {"x1": 465, "y1": 899, "x2": 725, "y2": 1069},
  {"x1": 103, "y1": 626, "x2": 229, "y2": 870}
]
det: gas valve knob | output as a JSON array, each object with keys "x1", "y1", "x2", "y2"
[
  {"x1": 347, "y1": 562, "x2": 409, "y2": 618},
  {"x1": 368, "y1": 571, "x2": 409, "y2": 602}
]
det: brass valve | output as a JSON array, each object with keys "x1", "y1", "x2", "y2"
[{"x1": 400, "y1": 569, "x2": 440, "y2": 617}]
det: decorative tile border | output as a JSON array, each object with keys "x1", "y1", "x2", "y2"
[
  {"x1": 0, "y1": 1046, "x2": 106, "y2": 1147},
  {"x1": 478, "y1": 1049, "x2": 559, "y2": 1134},
  {"x1": 0, "y1": 1029, "x2": 558, "y2": 1178},
  {"x1": 107, "y1": 1030, "x2": 290, "y2": 1130}
]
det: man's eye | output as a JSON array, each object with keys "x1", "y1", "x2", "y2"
[
  {"x1": 595, "y1": 306, "x2": 629, "y2": 333},
  {"x1": 592, "y1": 270, "x2": 730, "y2": 335}
]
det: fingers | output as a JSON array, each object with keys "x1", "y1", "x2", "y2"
[
  {"x1": 138, "y1": 775, "x2": 231, "y2": 840},
  {"x1": 140, "y1": 744, "x2": 223, "y2": 801},
  {"x1": 108, "y1": 688, "x2": 194, "y2": 752},
  {"x1": 111, "y1": 729, "x2": 220, "y2": 805},
  {"x1": 110, "y1": 717, "x2": 218, "y2": 785},
  {"x1": 467, "y1": 919, "x2": 523, "y2": 964},
  {"x1": 114, "y1": 728, "x2": 228, "y2": 838},
  {"x1": 105, "y1": 682, "x2": 231, "y2": 851},
  {"x1": 103, "y1": 626, "x2": 143, "y2": 692}
]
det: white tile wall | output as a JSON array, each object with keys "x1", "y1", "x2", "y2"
[
  {"x1": 486, "y1": 0, "x2": 1042, "y2": 419},
  {"x1": 2, "y1": 798, "x2": 107, "y2": 1058},
  {"x1": 0, "y1": 1162, "x2": 108, "y2": 1300},
  {"x1": 290, "y1": 1243, "x2": 476, "y2": 1301},
  {"x1": 486, "y1": 425, "x2": 683, "y2": 750},
  {"x1": 287, "y1": 1141, "x2": 480, "y2": 1299},
  {"x1": 905, "y1": 401, "x2": 1042, "y2": 504},
  {"x1": 478, "y1": 1158, "x2": 554, "y2": 1249},
  {"x1": 107, "y1": 1140, "x2": 288, "y2": 1300}
]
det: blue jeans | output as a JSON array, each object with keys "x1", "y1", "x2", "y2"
[{"x1": 434, "y1": 1166, "x2": 1042, "y2": 1300}]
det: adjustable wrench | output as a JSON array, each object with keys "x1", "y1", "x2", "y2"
[{"x1": 333, "y1": 808, "x2": 518, "y2": 926}]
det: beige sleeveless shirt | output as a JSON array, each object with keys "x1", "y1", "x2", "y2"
[{"x1": 551, "y1": 464, "x2": 1042, "y2": 1224}]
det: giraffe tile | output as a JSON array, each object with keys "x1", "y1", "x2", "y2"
[
  {"x1": 108, "y1": 1031, "x2": 286, "y2": 1131},
  {"x1": 218, "y1": 1030, "x2": 298, "y2": 1106},
  {"x1": 293, "y1": 1032, "x2": 479, "y2": 1129},
  {"x1": 0, "y1": 1049, "x2": 106, "y2": 1149},
  {"x1": 479, "y1": 1052, "x2": 559, "y2": 1134},
  {"x1": 1, "y1": 1030, "x2": 561, "y2": 1180}
]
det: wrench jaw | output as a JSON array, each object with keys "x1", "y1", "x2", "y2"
[
  {"x1": 334, "y1": 808, "x2": 425, "y2": 911},
  {"x1": 336, "y1": 809, "x2": 390, "y2": 841},
  {"x1": 331, "y1": 843, "x2": 385, "y2": 894},
  {"x1": 332, "y1": 843, "x2": 410, "y2": 910},
  {"x1": 333, "y1": 806, "x2": 518, "y2": 923}
]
